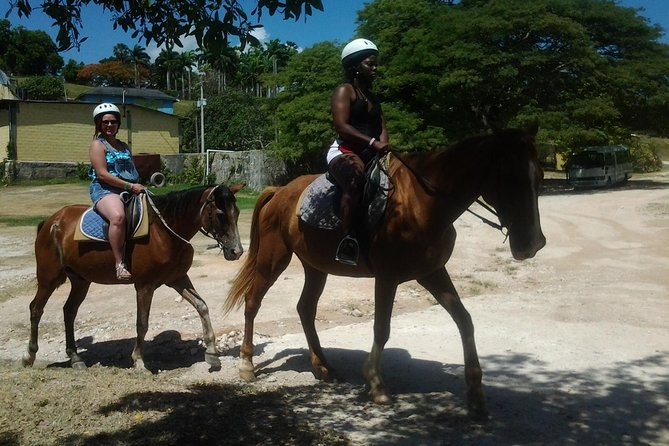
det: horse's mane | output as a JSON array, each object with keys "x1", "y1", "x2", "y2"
[
  {"x1": 398, "y1": 133, "x2": 491, "y2": 168},
  {"x1": 151, "y1": 185, "x2": 209, "y2": 222}
]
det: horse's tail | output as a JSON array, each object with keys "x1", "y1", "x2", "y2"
[{"x1": 223, "y1": 186, "x2": 279, "y2": 315}]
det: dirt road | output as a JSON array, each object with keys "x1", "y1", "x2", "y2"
[{"x1": 0, "y1": 171, "x2": 668, "y2": 445}]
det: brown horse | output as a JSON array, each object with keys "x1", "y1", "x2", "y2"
[
  {"x1": 224, "y1": 125, "x2": 545, "y2": 416},
  {"x1": 23, "y1": 183, "x2": 244, "y2": 371}
]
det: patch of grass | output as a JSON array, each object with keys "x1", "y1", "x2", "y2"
[
  {"x1": 0, "y1": 366, "x2": 349, "y2": 446},
  {"x1": 0, "y1": 216, "x2": 46, "y2": 227},
  {"x1": 64, "y1": 82, "x2": 91, "y2": 99},
  {"x1": 152, "y1": 185, "x2": 258, "y2": 211},
  {"x1": 173, "y1": 100, "x2": 195, "y2": 117},
  {"x1": 7, "y1": 178, "x2": 87, "y2": 187}
]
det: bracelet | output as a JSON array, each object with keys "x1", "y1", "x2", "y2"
[
  {"x1": 368, "y1": 137, "x2": 376, "y2": 147},
  {"x1": 124, "y1": 182, "x2": 129, "y2": 191}
]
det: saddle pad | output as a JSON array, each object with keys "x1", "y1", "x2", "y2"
[
  {"x1": 74, "y1": 194, "x2": 149, "y2": 242},
  {"x1": 297, "y1": 174, "x2": 342, "y2": 230},
  {"x1": 297, "y1": 165, "x2": 390, "y2": 231}
]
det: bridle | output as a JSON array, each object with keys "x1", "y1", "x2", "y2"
[
  {"x1": 388, "y1": 149, "x2": 509, "y2": 239},
  {"x1": 144, "y1": 186, "x2": 229, "y2": 248},
  {"x1": 198, "y1": 185, "x2": 231, "y2": 250}
]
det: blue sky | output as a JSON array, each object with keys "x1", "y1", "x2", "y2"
[{"x1": 4, "y1": 0, "x2": 668, "y2": 64}]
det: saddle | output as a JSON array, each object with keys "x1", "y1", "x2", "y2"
[
  {"x1": 297, "y1": 153, "x2": 391, "y2": 231},
  {"x1": 74, "y1": 193, "x2": 149, "y2": 242}
]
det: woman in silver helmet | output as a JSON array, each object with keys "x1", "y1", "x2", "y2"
[
  {"x1": 327, "y1": 38, "x2": 389, "y2": 265},
  {"x1": 88, "y1": 103, "x2": 145, "y2": 280}
]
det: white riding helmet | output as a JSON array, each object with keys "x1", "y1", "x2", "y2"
[
  {"x1": 93, "y1": 103, "x2": 121, "y2": 122},
  {"x1": 341, "y1": 38, "x2": 379, "y2": 68}
]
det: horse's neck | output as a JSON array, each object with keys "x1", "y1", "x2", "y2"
[
  {"x1": 151, "y1": 193, "x2": 204, "y2": 240},
  {"x1": 393, "y1": 141, "x2": 490, "y2": 221}
]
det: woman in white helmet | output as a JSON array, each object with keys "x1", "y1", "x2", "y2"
[
  {"x1": 327, "y1": 38, "x2": 389, "y2": 265},
  {"x1": 88, "y1": 103, "x2": 145, "y2": 280}
]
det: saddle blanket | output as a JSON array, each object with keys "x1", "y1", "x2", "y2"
[
  {"x1": 297, "y1": 159, "x2": 390, "y2": 231},
  {"x1": 74, "y1": 194, "x2": 149, "y2": 242}
]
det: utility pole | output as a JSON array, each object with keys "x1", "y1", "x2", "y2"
[{"x1": 198, "y1": 82, "x2": 206, "y2": 155}]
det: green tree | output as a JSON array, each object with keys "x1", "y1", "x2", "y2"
[
  {"x1": 1, "y1": 24, "x2": 63, "y2": 75},
  {"x1": 202, "y1": 45, "x2": 240, "y2": 94},
  {"x1": 112, "y1": 43, "x2": 131, "y2": 64},
  {"x1": 9, "y1": 0, "x2": 324, "y2": 58},
  {"x1": 61, "y1": 58, "x2": 84, "y2": 83},
  {"x1": 154, "y1": 48, "x2": 181, "y2": 91},
  {"x1": 182, "y1": 89, "x2": 273, "y2": 152},
  {"x1": 358, "y1": 0, "x2": 669, "y2": 144},
  {"x1": 19, "y1": 75, "x2": 64, "y2": 99},
  {"x1": 129, "y1": 44, "x2": 151, "y2": 87}
]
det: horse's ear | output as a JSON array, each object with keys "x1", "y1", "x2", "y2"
[
  {"x1": 229, "y1": 183, "x2": 245, "y2": 195},
  {"x1": 481, "y1": 113, "x2": 502, "y2": 135},
  {"x1": 524, "y1": 122, "x2": 539, "y2": 142},
  {"x1": 526, "y1": 121, "x2": 539, "y2": 137}
]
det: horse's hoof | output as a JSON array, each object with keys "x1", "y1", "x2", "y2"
[
  {"x1": 370, "y1": 390, "x2": 393, "y2": 405},
  {"x1": 71, "y1": 360, "x2": 87, "y2": 370},
  {"x1": 21, "y1": 354, "x2": 35, "y2": 368},
  {"x1": 205, "y1": 352, "x2": 221, "y2": 369},
  {"x1": 239, "y1": 369, "x2": 256, "y2": 382},
  {"x1": 468, "y1": 400, "x2": 489, "y2": 421},
  {"x1": 467, "y1": 389, "x2": 488, "y2": 420}
]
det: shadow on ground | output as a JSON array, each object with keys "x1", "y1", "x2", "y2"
[{"x1": 15, "y1": 341, "x2": 668, "y2": 446}]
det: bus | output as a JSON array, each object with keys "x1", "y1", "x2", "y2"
[{"x1": 565, "y1": 145, "x2": 633, "y2": 188}]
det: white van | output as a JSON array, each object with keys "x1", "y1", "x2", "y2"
[{"x1": 566, "y1": 145, "x2": 633, "y2": 188}]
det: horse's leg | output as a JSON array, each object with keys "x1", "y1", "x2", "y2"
[
  {"x1": 167, "y1": 276, "x2": 220, "y2": 368},
  {"x1": 362, "y1": 279, "x2": 398, "y2": 405},
  {"x1": 132, "y1": 285, "x2": 155, "y2": 371},
  {"x1": 417, "y1": 266, "x2": 487, "y2": 418},
  {"x1": 63, "y1": 276, "x2": 92, "y2": 369},
  {"x1": 239, "y1": 243, "x2": 293, "y2": 382},
  {"x1": 23, "y1": 282, "x2": 61, "y2": 367},
  {"x1": 296, "y1": 265, "x2": 333, "y2": 380}
]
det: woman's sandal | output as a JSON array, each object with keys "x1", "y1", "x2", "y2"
[{"x1": 116, "y1": 263, "x2": 132, "y2": 280}]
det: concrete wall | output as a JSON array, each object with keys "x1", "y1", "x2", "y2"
[
  {"x1": 10, "y1": 150, "x2": 288, "y2": 192},
  {"x1": 208, "y1": 150, "x2": 287, "y2": 191}
]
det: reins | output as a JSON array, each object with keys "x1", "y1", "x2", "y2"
[
  {"x1": 143, "y1": 186, "x2": 225, "y2": 247},
  {"x1": 388, "y1": 148, "x2": 509, "y2": 240},
  {"x1": 144, "y1": 190, "x2": 192, "y2": 245}
]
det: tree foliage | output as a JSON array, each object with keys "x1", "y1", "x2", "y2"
[
  {"x1": 7, "y1": 0, "x2": 324, "y2": 57},
  {"x1": 182, "y1": 89, "x2": 274, "y2": 153},
  {"x1": 19, "y1": 75, "x2": 64, "y2": 99},
  {"x1": 0, "y1": 19, "x2": 63, "y2": 75}
]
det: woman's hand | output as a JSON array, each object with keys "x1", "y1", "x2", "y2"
[
  {"x1": 128, "y1": 183, "x2": 146, "y2": 195},
  {"x1": 371, "y1": 139, "x2": 389, "y2": 154}
]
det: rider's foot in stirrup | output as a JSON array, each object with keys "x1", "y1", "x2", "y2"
[{"x1": 335, "y1": 235, "x2": 359, "y2": 266}]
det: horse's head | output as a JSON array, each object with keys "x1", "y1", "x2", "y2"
[
  {"x1": 479, "y1": 124, "x2": 546, "y2": 260},
  {"x1": 201, "y1": 183, "x2": 245, "y2": 260}
]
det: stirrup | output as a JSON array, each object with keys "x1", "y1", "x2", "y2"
[
  {"x1": 116, "y1": 263, "x2": 132, "y2": 280},
  {"x1": 335, "y1": 235, "x2": 359, "y2": 266}
]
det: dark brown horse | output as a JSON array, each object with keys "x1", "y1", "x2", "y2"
[
  {"x1": 224, "y1": 126, "x2": 545, "y2": 416},
  {"x1": 23, "y1": 183, "x2": 244, "y2": 371}
]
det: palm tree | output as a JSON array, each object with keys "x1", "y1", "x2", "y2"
[
  {"x1": 238, "y1": 48, "x2": 271, "y2": 97},
  {"x1": 179, "y1": 50, "x2": 197, "y2": 99},
  {"x1": 112, "y1": 43, "x2": 131, "y2": 64},
  {"x1": 203, "y1": 45, "x2": 240, "y2": 93},
  {"x1": 155, "y1": 48, "x2": 180, "y2": 91},
  {"x1": 130, "y1": 44, "x2": 150, "y2": 88}
]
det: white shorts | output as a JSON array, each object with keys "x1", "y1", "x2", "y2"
[{"x1": 326, "y1": 140, "x2": 343, "y2": 164}]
